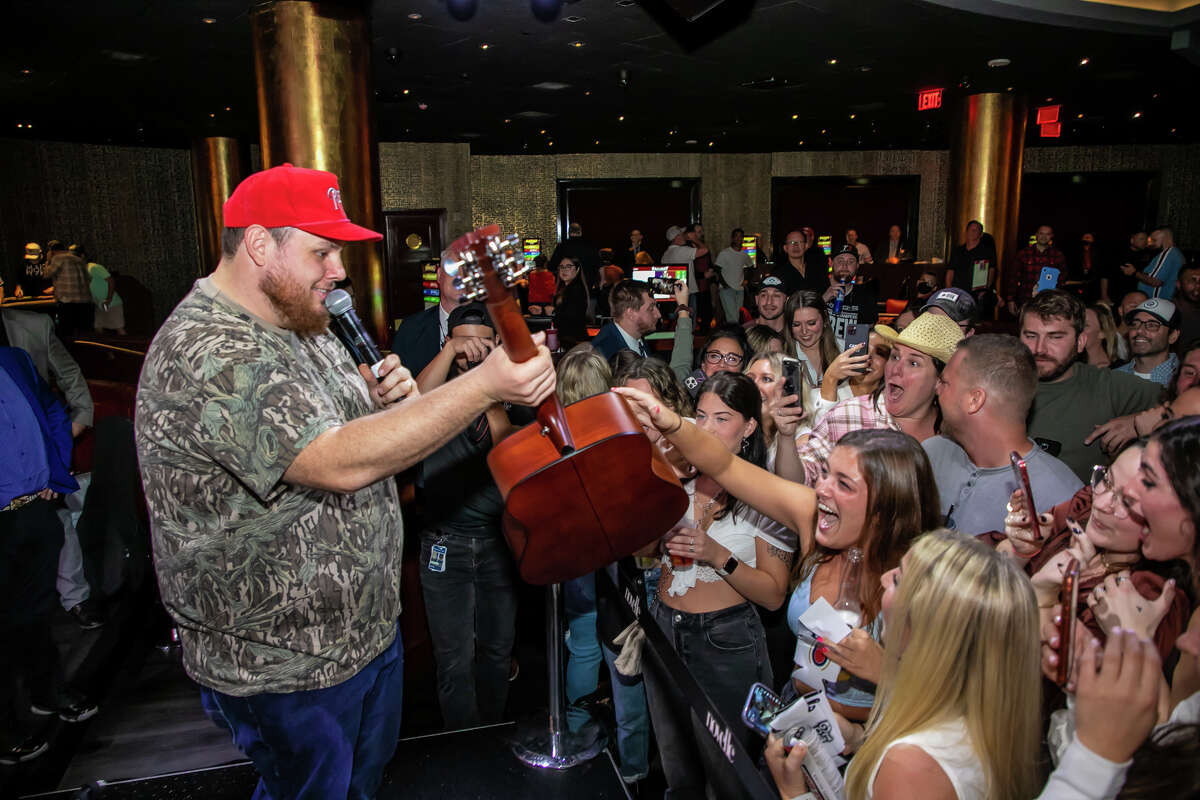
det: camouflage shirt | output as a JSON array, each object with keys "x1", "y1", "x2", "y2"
[{"x1": 135, "y1": 277, "x2": 403, "y2": 696}]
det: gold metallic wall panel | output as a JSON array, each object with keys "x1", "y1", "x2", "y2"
[
  {"x1": 190, "y1": 137, "x2": 245, "y2": 276},
  {"x1": 251, "y1": 1, "x2": 386, "y2": 340},
  {"x1": 947, "y1": 93, "x2": 1028, "y2": 291},
  {"x1": 378, "y1": 142, "x2": 472, "y2": 238}
]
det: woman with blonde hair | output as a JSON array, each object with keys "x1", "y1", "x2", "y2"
[
  {"x1": 1084, "y1": 303, "x2": 1122, "y2": 368},
  {"x1": 742, "y1": 350, "x2": 810, "y2": 480},
  {"x1": 555, "y1": 343, "x2": 611, "y2": 404},
  {"x1": 768, "y1": 530, "x2": 1042, "y2": 800}
]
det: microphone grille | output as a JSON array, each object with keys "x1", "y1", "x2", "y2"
[{"x1": 324, "y1": 288, "x2": 354, "y2": 315}]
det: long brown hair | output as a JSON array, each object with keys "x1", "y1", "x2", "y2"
[
  {"x1": 784, "y1": 290, "x2": 839, "y2": 372},
  {"x1": 792, "y1": 428, "x2": 941, "y2": 621}
]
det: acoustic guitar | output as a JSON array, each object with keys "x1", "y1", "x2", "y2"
[{"x1": 447, "y1": 225, "x2": 688, "y2": 585}]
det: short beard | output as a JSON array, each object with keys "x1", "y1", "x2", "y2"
[
  {"x1": 261, "y1": 262, "x2": 329, "y2": 337},
  {"x1": 1038, "y1": 354, "x2": 1076, "y2": 382}
]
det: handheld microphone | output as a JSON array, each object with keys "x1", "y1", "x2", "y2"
[{"x1": 324, "y1": 289, "x2": 386, "y2": 378}]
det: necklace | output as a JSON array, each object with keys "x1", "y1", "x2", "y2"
[
  {"x1": 695, "y1": 490, "x2": 726, "y2": 527},
  {"x1": 1099, "y1": 550, "x2": 1138, "y2": 573}
]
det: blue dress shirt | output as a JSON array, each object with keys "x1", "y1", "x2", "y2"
[{"x1": 0, "y1": 346, "x2": 78, "y2": 507}]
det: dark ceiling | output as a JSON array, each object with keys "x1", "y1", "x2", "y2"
[{"x1": 2, "y1": 0, "x2": 1197, "y2": 153}]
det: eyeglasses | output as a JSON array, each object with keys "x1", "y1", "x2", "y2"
[
  {"x1": 1089, "y1": 465, "x2": 1133, "y2": 520},
  {"x1": 1128, "y1": 319, "x2": 1164, "y2": 333},
  {"x1": 703, "y1": 350, "x2": 744, "y2": 366}
]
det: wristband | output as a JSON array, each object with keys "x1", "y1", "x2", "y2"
[
  {"x1": 675, "y1": 304, "x2": 691, "y2": 316},
  {"x1": 661, "y1": 413, "x2": 683, "y2": 436}
]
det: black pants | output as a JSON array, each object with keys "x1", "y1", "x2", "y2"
[
  {"x1": 643, "y1": 600, "x2": 773, "y2": 799},
  {"x1": 0, "y1": 499, "x2": 66, "y2": 744},
  {"x1": 55, "y1": 302, "x2": 93, "y2": 340},
  {"x1": 418, "y1": 530, "x2": 517, "y2": 730}
]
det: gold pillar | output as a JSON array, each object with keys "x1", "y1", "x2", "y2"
[
  {"x1": 191, "y1": 137, "x2": 247, "y2": 275},
  {"x1": 251, "y1": 1, "x2": 386, "y2": 341},
  {"x1": 946, "y1": 93, "x2": 1028, "y2": 306}
]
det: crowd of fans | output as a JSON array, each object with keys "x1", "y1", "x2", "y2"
[{"x1": 395, "y1": 212, "x2": 1200, "y2": 798}]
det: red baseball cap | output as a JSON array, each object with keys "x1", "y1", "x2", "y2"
[{"x1": 222, "y1": 163, "x2": 382, "y2": 242}]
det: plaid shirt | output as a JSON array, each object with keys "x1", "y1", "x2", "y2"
[
  {"x1": 1115, "y1": 352, "x2": 1178, "y2": 388},
  {"x1": 1009, "y1": 246, "x2": 1066, "y2": 305},
  {"x1": 45, "y1": 254, "x2": 92, "y2": 304},
  {"x1": 798, "y1": 393, "x2": 899, "y2": 485}
]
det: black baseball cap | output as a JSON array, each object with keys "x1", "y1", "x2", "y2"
[{"x1": 447, "y1": 301, "x2": 495, "y2": 331}]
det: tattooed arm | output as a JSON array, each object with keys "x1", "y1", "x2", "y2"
[{"x1": 707, "y1": 535, "x2": 795, "y2": 611}]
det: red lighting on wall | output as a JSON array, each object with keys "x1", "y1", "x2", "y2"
[
  {"x1": 1040, "y1": 122, "x2": 1062, "y2": 138},
  {"x1": 917, "y1": 88, "x2": 943, "y2": 111}
]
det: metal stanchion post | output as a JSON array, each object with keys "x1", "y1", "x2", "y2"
[{"x1": 512, "y1": 582, "x2": 605, "y2": 769}]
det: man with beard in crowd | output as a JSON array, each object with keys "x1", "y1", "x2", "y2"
[
  {"x1": 1020, "y1": 290, "x2": 1161, "y2": 482},
  {"x1": 135, "y1": 164, "x2": 554, "y2": 799},
  {"x1": 743, "y1": 276, "x2": 787, "y2": 334}
]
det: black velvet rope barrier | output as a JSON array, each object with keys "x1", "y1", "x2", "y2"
[{"x1": 595, "y1": 561, "x2": 780, "y2": 800}]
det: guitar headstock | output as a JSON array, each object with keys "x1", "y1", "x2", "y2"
[{"x1": 445, "y1": 224, "x2": 531, "y2": 302}]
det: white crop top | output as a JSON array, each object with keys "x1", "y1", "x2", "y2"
[
  {"x1": 664, "y1": 479, "x2": 797, "y2": 593},
  {"x1": 866, "y1": 718, "x2": 987, "y2": 800}
]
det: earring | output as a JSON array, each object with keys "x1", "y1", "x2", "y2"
[{"x1": 741, "y1": 437, "x2": 749, "y2": 452}]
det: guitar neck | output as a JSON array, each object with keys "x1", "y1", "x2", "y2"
[{"x1": 479, "y1": 266, "x2": 539, "y2": 364}]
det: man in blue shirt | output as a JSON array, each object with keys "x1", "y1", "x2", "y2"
[
  {"x1": 1116, "y1": 298, "x2": 1181, "y2": 387},
  {"x1": 0, "y1": 347, "x2": 96, "y2": 765},
  {"x1": 1128, "y1": 226, "x2": 1185, "y2": 300}
]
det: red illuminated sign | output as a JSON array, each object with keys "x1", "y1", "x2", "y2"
[
  {"x1": 917, "y1": 88, "x2": 943, "y2": 111},
  {"x1": 1036, "y1": 105, "x2": 1061, "y2": 125},
  {"x1": 1040, "y1": 121, "x2": 1062, "y2": 138}
]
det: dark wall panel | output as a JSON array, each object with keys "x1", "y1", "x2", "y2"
[
  {"x1": 559, "y1": 179, "x2": 700, "y2": 262},
  {"x1": 0, "y1": 138, "x2": 199, "y2": 330},
  {"x1": 771, "y1": 176, "x2": 920, "y2": 258}
]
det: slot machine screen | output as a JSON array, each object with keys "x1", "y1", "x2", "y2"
[
  {"x1": 523, "y1": 237, "x2": 542, "y2": 266},
  {"x1": 742, "y1": 234, "x2": 758, "y2": 267},
  {"x1": 632, "y1": 265, "x2": 690, "y2": 300},
  {"x1": 818, "y1": 235, "x2": 833, "y2": 257},
  {"x1": 421, "y1": 261, "x2": 439, "y2": 307}
]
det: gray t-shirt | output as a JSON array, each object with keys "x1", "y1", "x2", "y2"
[{"x1": 923, "y1": 436, "x2": 1082, "y2": 536}]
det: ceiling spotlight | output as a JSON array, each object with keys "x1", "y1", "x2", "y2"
[
  {"x1": 708, "y1": 141, "x2": 715, "y2": 147},
  {"x1": 225, "y1": 106, "x2": 231, "y2": 112},
  {"x1": 987, "y1": 58, "x2": 1011, "y2": 68},
  {"x1": 1077, "y1": 113, "x2": 1084, "y2": 119},
  {"x1": 618, "y1": 115, "x2": 625, "y2": 121},
  {"x1": 1006, "y1": 86, "x2": 1013, "y2": 91},
  {"x1": 1079, "y1": 57, "x2": 1090, "y2": 66},
  {"x1": 418, "y1": 102, "x2": 428, "y2": 110},
  {"x1": 1045, "y1": 97, "x2": 1053, "y2": 102},
  {"x1": 791, "y1": 114, "x2": 798, "y2": 120},
  {"x1": 798, "y1": 140, "x2": 804, "y2": 145},
  {"x1": 540, "y1": 129, "x2": 546, "y2": 134},
  {"x1": 668, "y1": 130, "x2": 675, "y2": 135},
  {"x1": 504, "y1": 118, "x2": 511, "y2": 123},
  {"x1": 849, "y1": 113, "x2": 856, "y2": 120},
  {"x1": 480, "y1": 43, "x2": 490, "y2": 50},
  {"x1": 857, "y1": 65, "x2": 872, "y2": 73},
  {"x1": 584, "y1": 90, "x2": 591, "y2": 96},
  {"x1": 685, "y1": 139, "x2": 698, "y2": 144},
  {"x1": 820, "y1": 128, "x2": 827, "y2": 134},
  {"x1": 407, "y1": 12, "x2": 423, "y2": 20},
  {"x1": 1132, "y1": 111, "x2": 1142, "y2": 119},
  {"x1": 826, "y1": 58, "x2": 837, "y2": 65},
  {"x1": 21, "y1": 68, "x2": 31, "y2": 75},
  {"x1": 594, "y1": 139, "x2": 599, "y2": 145},
  {"x1": 548, "y1": 140, "x2": 554, "y2": 146},
  {"x1": 403, "y1": 88, "x2": 410, "y2": 95},
  {"x1": 568, "y1": 40, "x2": 585, "y2": 48},
  {"x1": 201, "y1": 17, "x2": 216, "y2": 24}
]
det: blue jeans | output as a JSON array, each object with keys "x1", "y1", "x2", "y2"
[
  {"x1": 564, "y1": 570, "x2": 651, "y2": 779},
  {"x1": 200, "y1": 626, "x2": 404, "y2": 800},
  {"x1": 418, "y1": 529, "x2": 517, "y2": 729}
]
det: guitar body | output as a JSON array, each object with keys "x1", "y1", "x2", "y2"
[
  {"x1": 488, "y1": 392, "x2": 688, "y2": 584},
  {"x1": 449, "y1": 224, "x2": 688, "y2": 585}
]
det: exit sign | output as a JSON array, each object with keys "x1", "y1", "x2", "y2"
[{"x1": 917, "y1": 88, "x2": 943, "y2": 111}]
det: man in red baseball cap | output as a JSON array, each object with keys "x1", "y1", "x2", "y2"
[{"x1": 135, "y1": 164, "x2": 555, "y2": 798}]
